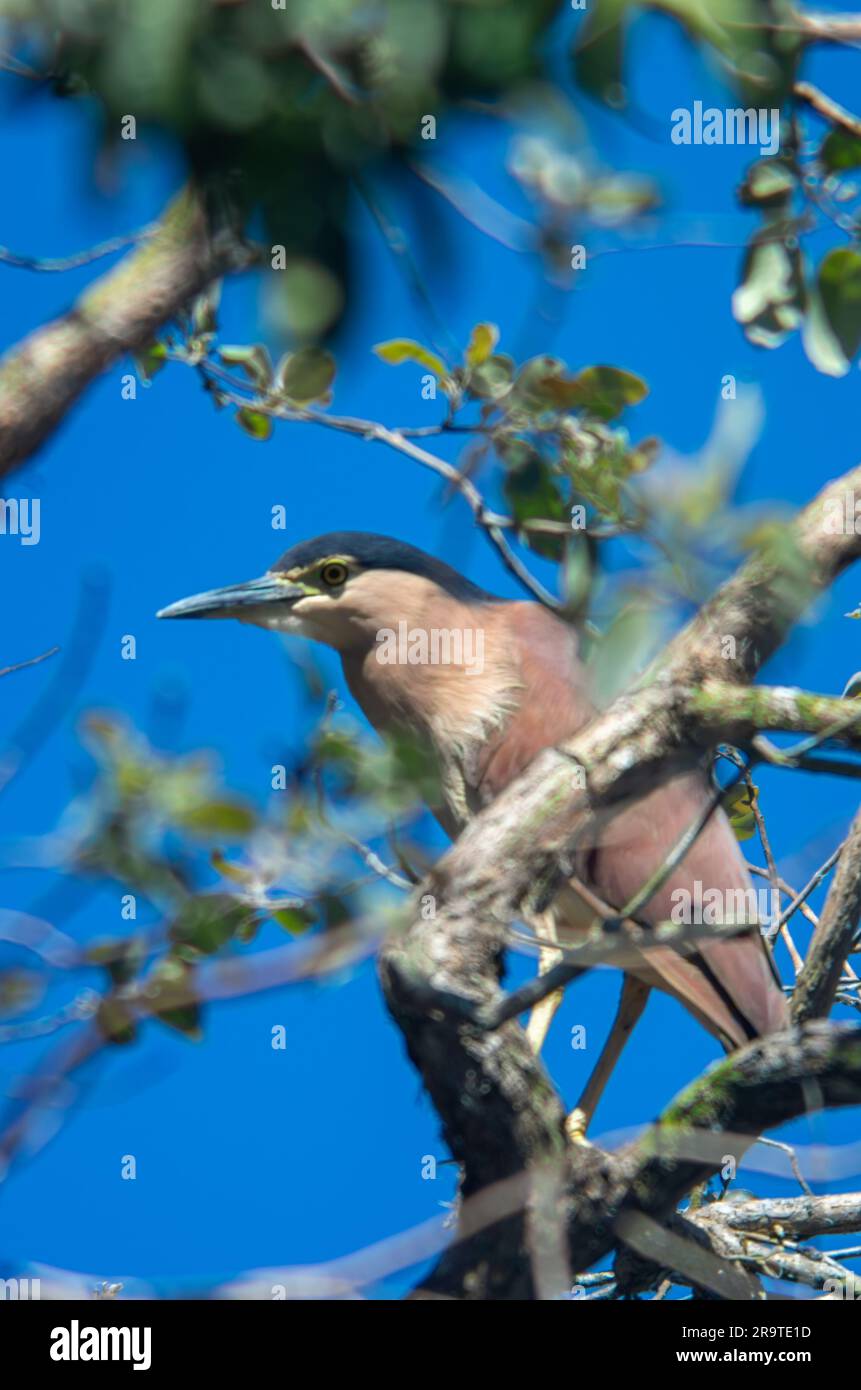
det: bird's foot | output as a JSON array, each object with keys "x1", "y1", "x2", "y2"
[{"x1": 565, "y1": 1107, "x2": 592, "y2": 1147}]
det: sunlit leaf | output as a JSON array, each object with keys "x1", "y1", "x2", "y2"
[
  {"x1": 177, "y1": 800, "x2": 256, "y2": 837},
  {"x1": 587, "y1": 173, "x2": 660, "y2": 224},
  {"x1": 236, "y1": 408, "x2": 273, "y2": 441},
  {"x1": 733, "y1": 231, "x2": 805, "y2": 349},
  {"x1": 210, "y1": 850, "x2": 258, "y2": 884},
  {"x1": 568, "y1": 365, "x2": 649, "y2": 420},
  {"x1": 133, "y1": 341, "x2": 167, "y2": 385},
  {"x1": 738, "y1": 159, "x2": 796, "y2": 208},
  {"x1": 272, "y1": 906, "x2": 315, "y2": 936},
  {"x1": 465, "y1": 322, "x2": 499, "y2": 368},
  {"x1": 722, "y1": 783, "x2": 759, "y2": 841},
  {"x1": 219, "y1": 344, "x2": 272, "y2": 389},
  {"x1": 373, "y1": 339, "x2": 447, "y2": 377}
]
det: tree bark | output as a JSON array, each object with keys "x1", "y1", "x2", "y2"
[{"x1": 0, "y1": 185, "x2": 252, "y2": 479}]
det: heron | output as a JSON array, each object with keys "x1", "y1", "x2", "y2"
[{"x1": 158, "y1": 530, "x2": 787, "y2": 1134}]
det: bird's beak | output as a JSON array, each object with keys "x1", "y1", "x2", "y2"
[{"x1": 156, "y1": 574, "x2": 305, "y2": 621}]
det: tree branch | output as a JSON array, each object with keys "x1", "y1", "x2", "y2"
[
  {"x1": 792, "y1": 806, "x2": 861, "y2": 1022},
  {"x1": 696, "y1": 1191, "x2": 861, "y2": 1240},
  {"x1": 0, "y1": 185, "x2": 254, "y2": 479}
]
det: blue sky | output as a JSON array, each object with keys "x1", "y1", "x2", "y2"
[{"x1": 1, "y1": 5, "x2": 860, "y2": 1296}]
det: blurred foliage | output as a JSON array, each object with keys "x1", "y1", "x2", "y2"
[
  {"x1": 574, "y1": 0, "x2": 801, "y2": 109},
  {"x1": 4, "y1": 0, "x2": 855, "y2": 372},
  {"x1": 5, "y1": 701, "x2": 434, "y2": 1047},
  {"x1": 75, "y1": 711, "x2": 255, "y2": 904},
  {"x1": 733, "y1": 133, "x2": 861, "y2": 377},
  {"x1": 0, "y1": 0, "x2": 562, "y2": 337},
  {"x1": 572, "y1": 1, "x2": 861, "y2": 376}
]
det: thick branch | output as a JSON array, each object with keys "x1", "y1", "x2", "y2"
[
  {"x1": 695, "y1": 1191, "x2": 861, "y2": 1240},
  {"x1": 689, "y1": 680, "x2": 861, "y2": 752},
  {"x1": 0, "y1": 186, "x2": 252, "y2": 479},
  {"x1": 413, "y1": 1023, "x2": 861, "y2": 1298},
  {"x1": 793, "y1": 806, "x2": 861, "y2": 1022}
]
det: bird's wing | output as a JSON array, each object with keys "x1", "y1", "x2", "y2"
[
  {"x1": 580, "y1": 772, "x2": 788, "y2": 1048},
  {"x1": 478, "y1": 603, "x2": 787, "y2": 1048}
]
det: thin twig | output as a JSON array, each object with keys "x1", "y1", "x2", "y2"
[
  {"x1": 0, "y1": 646, "x2": 59, "y2": 679},
  {"x1": 0, "y1": 228, "x2": 152, "y2": 273}
]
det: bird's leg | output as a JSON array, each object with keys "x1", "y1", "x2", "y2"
[
  {"x1": 566, "y1": 975, "x2": 650, "y2": 1143},
  {"x1": 525, "y1": 911, "x2": 565, "y2": 1053}
]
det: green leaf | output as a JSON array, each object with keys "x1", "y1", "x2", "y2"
[
  {"x1": 501, "y1": 450, "x2": 567, "y2": 560},
  {"x1": 511, "y1": 356, "x2": 572, "y2": 411},
  {"x1": 219, "y1": 344, "x2": 273, "y2": 389},
  {"x1": 733, "y1": 232, "x2": 805, "y2": 348},
  {"x1": 87, "y1": 937, "x2": 144, "y2": 988},
  {"x1": 722, "y1": 783, "x2": 758, "y2": 842},
  {"x1": 510, "y1": 359, "x2": 647, "y2": 419},
  {"x1": 802, "y1": 248, "x2": 861, "y2": 377},
  {"x1": 275, "y1": 347, "x2": 336, "y2": 404},
  {"x1": 272, "y1": 906, "x2": 314, "y2": 936},
  {"x1": 236, "y1": 408, "x2": 273, "y2": 441},
  {"x1": 265, "y1": 261, "x2": 344, "y2": 342},
  {"x1": 156, "y1": 1003, "x2": 202, "y2": 1040},
  {"x1": 465, "y1": 322, "x2": 499, "y2": 368},
  {"x1": 177, "y1": 799, "x2": 257, "y2": 837},
  {"x1": 467, "y1": 352, "x2": 515, "y2": 401},
  {"x1": 373, "y1": 339, "x2": 447, "y2": 377},
  {"x1": 169, "y1": 895, "x2": 255, "y2": 958},
  {"x1": 820, "y1": 128, "x2": 861, "y2": 173},
  {"x1": 320, "y1": 894, "x2": 351, "y2": 931},
  {"x1": 146, "y1": 956, "x2": 203, "y2": 1039},
  {"x1": 567, "y1": 365, "x2": 649, "y2": 420},
  {"x1": 97, "y1": 996, "x2": 137, "y2": 1045},
  {"x1": 586, "y1": 173, "x2": 660, "y2": 223},
  {"x1": 738, "y1": 159, "x2": 796, "y2": 208},
  {"x1": 211, "y1": 850, "x2": 258, "y2": 884},
  {"x1": 133, "y1": 341, "x2": 167, "y2": 385}
]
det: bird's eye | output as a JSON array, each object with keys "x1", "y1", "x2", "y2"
[{"x1": 320, "y1": 561, "x2": 348, "y2": 588}]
